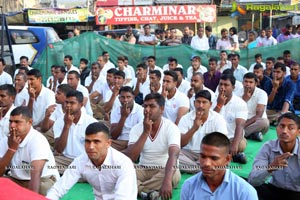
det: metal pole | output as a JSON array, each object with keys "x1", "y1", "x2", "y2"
[
  {"x1": 269, "y1": 10, "x2": 272, "y2": 28},
  {"x1": 0, "y1": 6, "x2": 4, "y2": 58}
]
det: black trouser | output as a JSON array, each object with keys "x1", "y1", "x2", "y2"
[{"x1": 255, "y1": 183, "x2": 300, "y2": 200}]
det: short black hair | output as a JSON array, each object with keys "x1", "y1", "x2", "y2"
[
  {"x1": 20, "y1": 56, "x2": 29, "y2": 61},
  {"x1": 11, "y1": 106, "x2": 32, "y2": 121},
  {"x1": 91, "y1": 62, "x2": 100, "y2": 68},
  {"x1": 136, "y1": 62, "x2": 147, "y2": 70},
  {"x1": 205, "y1": 25, "x2": 212, "y2": 32},
  {"x1": 173, "y1": 68, "x2": 183, "y2": 76},
  {"x1": 283, "y1": 50, "x2": 291, "y2": 55},
  {"x1": 18, "y1": 67, "x2": 29, "y2": 74},
  {"x1": 266, "y1": 57, "x2": 275, "y2": 63},
  {"x1": 147, "y1": 56, "x2": 156, "y2": 61},
  {"x1": 119, "y1": 86, "x2": 134, "y2": 95},
  {"x1": 192, "y1": 72, "x2": 204, "y2": 80},
  {"x1": 164, "y1": 70, "x2": 178, "y2": 82},
  {"x1": 27, "y1": 69, "x2": 42, "y2": 79},
  {"x1": 255, "y1": 53, "x2": 262, "y2": 59},
  {"x1": 66, "y1": 90, "x2": 84, "y2": 103},
  {"x1": 64, "y1": 55, "x2": 73, "y2": 60},
  {"x1": 114, "y1": 70, "x2": 125, "y2": 79},
  {"x1": 253, "y1": 63, "x2": 263, "y2": 70},
  {"x1": 209, "y1": 57, "x2": 217, "y2": 63},
  {"x1": 55, "y1": 65, "x2": 67, "y2": 73},
  {"x1": 57, "y1": 84, "x2": 74, "y2": 96},
  {"x1": 243, "y1": 72, "x2": 258, "y2": 83},
  {"x1": 68, "y1": 70, "x2": 80, "y2": 79},
  {"x1": 201, "y1": 132, "x2": 230, "y2": 154},
  {"x1": 144, "y1": 93, "x2": 165, "y2": 107},
  {"x1": 149, "y1": 70, "x2": 161, "y2": 79},
  {"x1": 15, "y1": 72, "x2": 27, "y2": 82},
  {"x1": 80, "y1": 58, "x2": 88, "y2": 65},
  {"x1": 222, "y1": 68, "x2": 233, "y2": 76},
  {"x1": 102, "y1": 51, "x2": 108, "y2": 56},
  {"x1": 143, "y1": 24, "x2": 150, "y2": 29},
  {"x1": 195, "y1": 90, "x2": 211, "y2": 102},
  {"x1": 220, "y1": 74, "x2": 236, "y2": 86},
  {"x1": 85, "y1": 122, "x2": 110, "y2": 138},
  {"x1": 107, "y1": 68, "x2": 117, "y2": 74},
  {"x1": 278, "y1": 112, "x2": 300, "y2": 129},
  {"x1": 274, "y1": 62, "x2": 286, "y2": 72},
  {"x1": 0, "y1": 84, "x2": 16, "y2": 97}
]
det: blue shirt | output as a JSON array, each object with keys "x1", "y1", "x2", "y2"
[
  {"x1": 266, "y1": 78, "x2": 296, "y2": 111},
  {"x1": 285, "y1": 74, "x2": 300, "y2": 98},
  {"x1": 181, "y1": 169, "x2": 258, "y2": 200},
  {"x1": 258, "y1": 75, "x2": 272, "y2": 95}
]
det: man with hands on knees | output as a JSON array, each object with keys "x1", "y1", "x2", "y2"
[
  {"x1": 248, "y1": 113, "x2": 300, "y2": 200},
  {"x1": 0, "y1": 106, "x2": 59, "y2": 195},
  {"x1": 125, "y1": 93, "x2": 181, "y2": 200}
]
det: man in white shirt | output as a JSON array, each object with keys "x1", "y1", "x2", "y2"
[
  {"x1": 0, "y1": 85, "x2": 16, "y2": 138},
  {"x1": 53, "y1": 65, "x2": 67, "y2": 92},
  {"x1": 230, "y1": 53, "x2": 248, "y2": 82},
  {"x1": 126, "y1": 93, "x2": 181, "y2": 200},
  {"x1": 102, "y1": 51, "x2": 116, "y2": 69},
  {"x1": 237, "y1": 73, "x2": 269, "y2": 142},
  {"x1": 147, "y1": 56, "x2": 164, "y2": 76},
  {"x1": 187, "y1": 72, "x2": 215, "y2": 111},
  {"x1": 13, "y1": 56, "x2": 33, "y2": 79},
  {"x1": 67, "y1": 71, "x2": 93, "y2": 116},
  {"x1": 47, "y1": 122, "x2": 137, "y2": 200},
  {"x1": 117, "y1": 56, "x2": 132, "y2": 87},
  {"x1": 53, "y1": 90, "x2": 97, "y2": 173},
  {"x1": 149, "y1": 70, "x2": 162, "y2": 93},
  {"x1": 174, "y1": 68, "x2": 190, "y2": 95},
  {"x1": 162, "y1": 70, "x2": 189, "y2": 125},
  {"x1": 217, "y1": 50, "x2": 231, "y2": 73},
  {"x1": 178, "y1": 90, "x2": 227, "y2": 173},
  {"x1": 186, "y1": 55, "x2": 208, "y2": 82},
  {"x1": 213, "y1": 74, "x2": 248, "y2": 164},
  {"x1": 64, "y1": 55, "x2": 80, "y2": 74},
  {"x1": 110, "y1": 86, "x2": 144, "y2": 151},
  {"x1": 14, "y1": 72, "x2": 29, "y2": 107},
  {"x1": 0, "y1": 106, "x2": 59, "y2": 195},
  {"x1": 249, "y1": 53, "x2": 266, "y2": 72},
  {"x1": 262, "y1": 27, "x2": 278, "y2": 46},
  {"x1": 85, "y1": 62, "x2": 105, "y2": 94},
  {"x1": 0, "y1": 58, "x2": 13, "y2": 85},
  {"x1": 133, "y1": 63, "x2": 150, "y2": 105},
  {"x1": 191, "y1": 26, "x2": 209, "y2": 51},
  {"x1": 27, "y1": 69, "x2": 56, "y2": 128},
  {"x1": 162, "y1": 57, "x2": 183, "y2": 71},
  {"x1": 138, "y1": 24, "x2": 157, "y2": 45}
]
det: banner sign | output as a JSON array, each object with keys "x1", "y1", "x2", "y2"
[
  {"x1": 96, "y1": 0, "x2": 153, "y2": 6},
  {"x1": 95, "y1": 5, "x2": 216, "y2": 25},
  {"x1": 28, "y1": 8, "x2": 88, "y2": 23}
]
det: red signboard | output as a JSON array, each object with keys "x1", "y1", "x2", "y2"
[{"x1": 95, "y1": 5, "x2": 216, "y2": 25}]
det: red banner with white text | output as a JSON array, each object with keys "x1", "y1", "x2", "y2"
[{"x1": 95, "y1": 5, "x2": 216, "y2": 25}]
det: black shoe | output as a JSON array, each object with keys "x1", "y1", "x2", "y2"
[
  {"x1": 232, "y1": 152, "x2": 247, "y2": 164},
  {"x1": 247, "y1": 132, "x2": 263, "y2": 142}
]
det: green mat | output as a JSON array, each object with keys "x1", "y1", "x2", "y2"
[{"x1": 61, "y1": 126, "x2": 277, "y2": 200}]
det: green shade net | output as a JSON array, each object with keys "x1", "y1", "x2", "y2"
[{"x1": 33, "y1": 32, "x2": 300, "y2": 84}]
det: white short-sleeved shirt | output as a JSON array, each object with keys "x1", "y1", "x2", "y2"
[
  {"x1": 189, "y1": 86, "x2": 215, "y2": 111},
  {"x1": 46, "y1": 148, "x2": 137, "y2": 200},
  {"x1": 216, "y1": 39, "x2": 232, "y2": 50},
  {"x1": 232, "y1": 65, "x2": 248, "y2": 82},
  {"x1": 236, "y1": 87, "x2": 268, "y2": 119},
  {"x1": 215, "y1": 80, "x2": 243, "y2": 96},
  {"x1": 177, "y1": 79, "x2": 191, "y2": 95},
  {"x1": 162, "y1": 63, "x2": 183, "y2": 71},
  {"x1": 14, "y1": 67, "x2": 33, "y2": 79},
  {"x1": 0, "y1": 105, "x2": 15, "y2": 138},
  {"x1": 66, "y1": 65, "x2": 80, "y2": 75},
  {"x1": 49, "y1": 104, "x2": 64, "y2": 121},
  {"x1": 186, "y1": 66, "x2": 208, "y2": 82},
  {"x1": 117, "y1": 67, "x2": 133, "y2": 87},
  {"x1": 163, "y1": 89, "x2": 190, "y2": 123},
  {"x1": 262, "y1": 36, "x2": 278, "y2": 46},
  {"x1": 249, "y1": 62, "x2": 266, "y2": 72},
  {"x1": 133, "y1": 77, "x2": 151, "y2": 99},
  {"x1": 53, "y1": 113, "x2": 97, "y2": 158},
  {"x1": 32, "y1": 86, "x2": 55, "y2": 126},
  {"x1": 0, "y1": 128, "x2": 60, "y2": 181},
  {"x1": 191, "y1": 36, "x2": 209, "y2": 51},
  {"x1": 138, "y1": 34, "x2": 157, "y2": 43},
  {"x1": 178, "y1": 110, "x2": 228, "y2": 153},
  {"x1": 110, "y1": 102, "x2": 144, "y2": 140},
  {"x1": 96, "y1": 83, "x2": 112, "y2": 103},
  {"x1": 14, "y1": 85, "x2": 29, "y2": 107},
  {"x1": 76, "y1": 84, "x2": 93, "y2": 116},
  {"x1": 213, "y1": 95, "x2": 248, "y2": 139},
  {"x1": 0, "y1": 71, "x2": 13, "y2": 85},
  {"x1": 84, "y1": 76, "x2": 105, "y2": 94},
  {"x1": 129, "y1": 117, "x2": 180, "y2": 167}
]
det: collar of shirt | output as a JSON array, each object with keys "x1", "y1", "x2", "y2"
[
  {"x1": 19, "y1": 127, "x2": 35, "y2": 148},
  {"x1": 273, "y1": 138, "x2": 300, "y2": 157}
]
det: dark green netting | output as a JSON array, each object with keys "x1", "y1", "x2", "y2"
[{"x1": 33, "y1": 31, "x2": 300, "y2": 84}]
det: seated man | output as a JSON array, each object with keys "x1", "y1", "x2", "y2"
[
  {"x1": 266, "y1": 63, "x2": 295, "y2": 124},
  {"x1": 0, "y1": 84, "x2": 16, "y2": 138},
  {"x1": 53, "y1": 91, "x2": 97, "y2": 174},
  {"x1": 178, "y1": 90, "x2": 227, "y2": 173},
  {"x1": 0, "y1": 106, "x2": 60, "y2": 195},
  {"x1": 285, "y1": 63, "x2": 300, "y2": 112},
  {"x1": 248, "y1": 113, "x2": 300, "y2": 200},
  {"x1": 237, "y1": 73, "x2": 269, "y2": 141},
  {"x1": 126, "y1": 93, "x2": 181, "y2": 200},
  {"x1": 14, "y1": 72, "x2": 29, "y2": 107},
  {"x1": 174, "y1": 68, "x2": 190, "y2": 95},
  {"x1": 253, "y1": 63, "x2": 272, "y2": 94},
  {"x1": 213, "y1": 74, "x2": 248, "y2": 164},
  {"x1": 47, "y1": 122, "x2": 137, "y2": 199},
  {"x1": 181, "y1": 132, "x2": 258, "y2": 200},
  {"x1": 110, "y1": 86, "x2": 144, "y2": 151}
]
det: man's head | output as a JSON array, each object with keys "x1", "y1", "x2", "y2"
[
  {"x1": 253, "y1": 64, "x2": 264, "y2": 80},
  {"x1": 15, "y1": 73, "x2": 27, "y2": 92},
  {"x1": 290, "y1": 63, "x2": 300, "y2": 79},
  {"x1": 259, "y1": 29, "x2": 266, "y2": 37},
  {"x1": 144, "y1": 93, "x2": 165, "y2": 122},
  {"x1": 143, "y1": 24, "x2": 151, "y2": 35},
  {"x1": 191, "y1": 72, "x2": 204, "y2": 92},
  {"x1": 230, "y1": 54, "x2": 240, "y2": 67},
  {"x1": 119, "y1": 86, "x2": 134, "y2": 110},
  {"x1": 0, "y1": 58, "x2": 5, "y2": 73},
  {"x1": 163, "y1": 70, "x2": 178, "y2": 92},
  {"x1": 149, "y1": 70, "x2": 161, "y2": 88},
  {"x1": 79, "y1": 58, "x2": 88, "y2": 71},
  {"x1": 276, "y1": 113, "x2": 300, "y2": 146},
  {"x1": 90, "y1": 62, "x2": 101, "y2": 79},
  {"x1": 20, "y1": 56, "x2": 29, "y2": 67},
  {"x1": 55, "y1": 84, "x2": 74, "y2": 104},
  {"x1": 200, "y1": 132, "x2": 231, "y2": 179},
  {"x1": 173, "y1": 68, "x2": 184, "y2": 83},
  {"x1": 136, "y1": 63, "x2": 148, "y2": 80},
  {"x1": 10, "y1": 106, "x2": 33, "y2": 140},
  {"x1": 254, "y1": 54, "x2": 262, "y2": 64},
  {"x1": 102, "y1": 51, "x2": 110, "y2": 63},
  {"x1": 126, "y1": 26, "x2": 133, "y2": 35},
  {"x1": 85, "y1": 122, "x2": 111, "y2": 164},
  {"x1": 106, "y1": 68, "x2": 117, "y2": 86},
  {"x1": 208, "y1": 58, "x2": 217, "y2": 71},
  {"x1": 168, "y1": 57, "x2": 178, "y2": 71},
  {"x1": 191, "y1": 55, "x2": 201, "y2": 71},
  {"x1": 273, "y1": 62, "x2": 286, "y2": 81},
  {"x1": 183, "y1": 26, "x2": 190, "y2": 36},
  {"x1": 283, "y1": 50, "x2": 292, "y2": 62},
  {"x1": 54, "y1": 65, "x2": 66, "y2": 82},
  {"x1": 219, "y1": 50, "x2": 228, "y2": 60},
  {"x1": 27, "y1": 69, "x2": 42, "y2": 90},
  {"x1": 220, "y1": 28, "x2": 228, "y2": 39},
  {"x1": 114, "y1": 70, "x2": 125, "y2": 87},
  {"x1": 64, "y1": 55, "x2": 73, "y2": 67},
  {"x1": 205, "y1": 25, "x2": 212, "y2": 36},
  {"x1": 147, "y1": 56, "x2": 156, "y2": 68},
  {"x1": 97, "y1": 56, "x2": 105, "y2": 68},
  {"x1": 243, "y1": 72, "x2": 258, "y2": 94},
  {"x1": 0, "y1": 84, "x2": 16, "y2": 112},
  {"x1": 248, "y1": 31, "x2": 255, "y2": 41},
  {"x1": 117, "y1": 56, "x2": 126, "y2": 71},
  {"x1": 197, "y1": 26, "x2": 205, "y2": 38},
  {"x1": 169, "y1": 28, "x2": 176, "y2": 38},
  {"x1": 218, "y1": 74, "x2": 235, "y2": 98},
  {"x1": 266, "y1": 57, "x2": 275, "y2": 70},
  {"x1": 18, "y1": 66, "x2": 29, "y2": 75},
  {"x1": 265, "y1": 27, "x2": 273, "y2": 38},
  {"x1": 194, "y1": 90, "x2": 212, "y2": 115},
  {"x1": 67, "y1": 71, "x2": 80, "y2": 89},
  {"x1": 65, "y1": 90, "x2": 84, "y2": 115}
]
